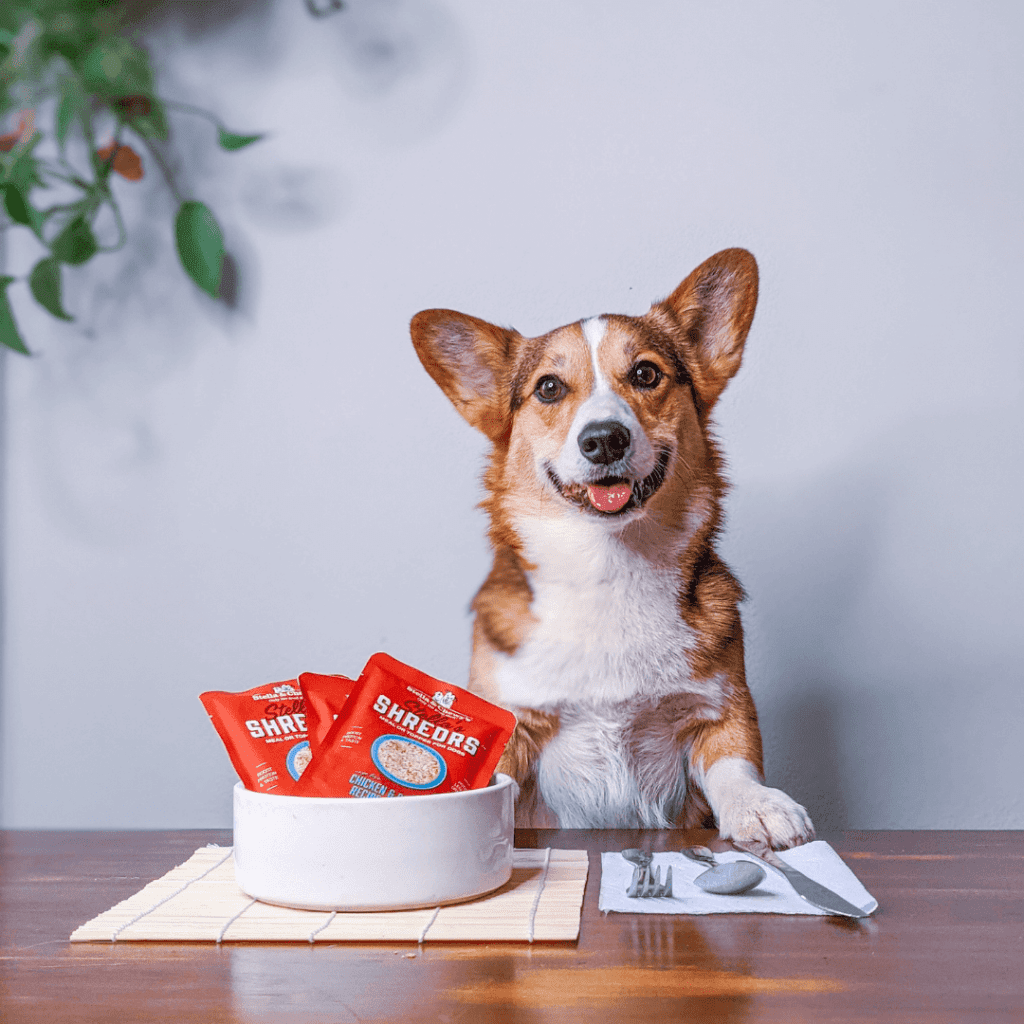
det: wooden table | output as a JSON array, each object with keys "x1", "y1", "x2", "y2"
[{"x1": 1, "y1": 829, "x2": 1021, "y2": 1023}]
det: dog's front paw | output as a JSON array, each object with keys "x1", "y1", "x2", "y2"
[
  {"x1": 701, "y1": 757, "x2": 815, "y2": 850},
  {"x1": 716, "y1": 783, "x2": 815, "y2": 850}
]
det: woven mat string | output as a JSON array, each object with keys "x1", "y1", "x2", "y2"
[
  {"x1": 110, "y1": 847, "x2": 234, "y2": 942},
  {"x1": 309, "y1": 911, "x2": 338, "y2": 944},
  {"x1": 526, "y1": 847, "x2": 552, "y2": 943},
  {"x1": 217, "y1": 898, "x2": 257, "y2": 943},
  {"x1": 417, "y1": 905, "x2": 442, "y2": 944}
]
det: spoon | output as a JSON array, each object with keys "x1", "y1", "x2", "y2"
[
  {"x1": 621, "y1": 848, "x2": 653, "y2": 869},
  {"x1": 682, "y1": 846, "x2": 766, "y2": 895}
]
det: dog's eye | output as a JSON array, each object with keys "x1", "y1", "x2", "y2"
[
  {"x1": 535, "y1": 375, "x2": 567, "y2": 403},
  {"x1": 629, "y1": 361, "x2": 663, "y2": 390}
]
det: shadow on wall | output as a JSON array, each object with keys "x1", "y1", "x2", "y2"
[
  {"x1": 128, "y1": 0, "x2": 280, "y2": 38},
  {"x1": 328, "y1": 0, "x2": 468, "y2": 142},
  {"x1": 770, "y1": 680, "x2": 851, "y2": 832},
  {"x1": 731, "y1": 462, "x2": 887, "y2": 834},
  {"x1": 138, "y1": 0, "x2": 467, "y2": 142},
  {"x1": 732, "y1": 400, "x2": 1024, "y2": 830},
  {"x1": 10, "y1": 0, "x2": 466, "y2": 547}
]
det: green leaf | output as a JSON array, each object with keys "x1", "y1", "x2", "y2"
[
  {"x1": 217, "y1": 127, "x2": 263, "y2": 151},
  {"x1": 39, "y1": 7, "x2": 105, "y2": 65},
  {"x1": 0, "y1": 277, "x2": 31, "y2": 355},
  {"x1": 55, "y1": 78, "x2": 82, "y2": 147},
  {"x1": 29, "y1": 257, "x2": 74, "y2": 321},
  {"x1": 8, "y1": 148, "x2": 45, "y2": 192},
  {"x1": 51, "y1": 216, "x2": 99, "y2": 266},
  {"x1": 175, "y1": 200, "x2": 224, "y2": 298},
  {"x1": 0, "y1": 182, "x2": 44, "y2": 238},
  {"x1": 1, "y1": 182, "x2": 32, "y2": 225},
  {"x1": 81, "y1": 38, "x2": 156, "y2": 99}
]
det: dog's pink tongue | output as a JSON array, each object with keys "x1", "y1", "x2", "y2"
[{"x1": 587, "y1": 482, "x2": 632, "y2": 513}]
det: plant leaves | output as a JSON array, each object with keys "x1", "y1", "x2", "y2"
[
  {"x1": 217, "y1": 127, "x2": 263, "y2": 151},
  {"x1": 38, "y1": 6, "x2": 104, "y2": 65},
  {"x1": 29, "y1": 258, "x2": 73, "y2": 321},
  {"x1": 81, "y1": 37, "x2": 169, "y2": 140},
  {"x1": 175, "y1": 200, "x2": 224, "y2": 298},
  {"x1": 81, "y1": 38, "x2": 156, "y2": 99},
  {"x1": 1, "y1": 182, "x2": 32, "y2": 225},
  {"x1": 5, "y1": 148, "x2": 47, "y2": 236},
  {"x1": 55, "y1": 77, "x2": 82, "y2": 147},
  {"x1": 96, "y1": 141, "x2": 144, "y2": 180},
  {"x1": 8, "y1": 148, "x2": 45, "y2": 193},
  {"x1": 112, "y1": 94, "x2": 151, "y2": 117},
  {"x1": 0, "y1": 277, "x2": 31, "y2": 355},
  {"x1": 0, "y1": 182, "x2": 44, "y2": 237},
  {"x1": 125, "y1": 96, "x2": 169, "y2": 141},
  {"x1": 51, "y1": 216, "x2": 99, "y2": 266}
]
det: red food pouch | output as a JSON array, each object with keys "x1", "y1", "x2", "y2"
[
  {"x1": 298, "y1": 672, "x2": 353, "y2": 754},
  {"x1": 291, "y1": 653, "x2": 517, "y2": 799},
  {"x1": 200, "y1": 680, "x2": 310, "y2": 794}
]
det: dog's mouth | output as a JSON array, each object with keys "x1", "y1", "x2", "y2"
[{"x1": 546, "y1": 449, "x2": 671, "y2": 517}]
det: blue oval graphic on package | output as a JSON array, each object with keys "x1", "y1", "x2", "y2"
[
  {"x1": 286, "y1": 740, "x2": 312, "y2": 781},
  {"x1": 370, "y1": 734, "x2": 447, "y2": 790}
]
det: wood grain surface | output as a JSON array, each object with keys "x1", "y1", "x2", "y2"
[{"x1": 2, "y1": 829, "x2": 1022, "y2": 1023}]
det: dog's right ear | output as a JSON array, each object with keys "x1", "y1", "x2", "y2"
[{"x1": 410, "y1": 309, "x2": 518, "y2": 442}]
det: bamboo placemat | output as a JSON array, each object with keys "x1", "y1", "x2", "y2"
[{"x1": 70, "y1": 846, "x2": 589, "y2": 944}]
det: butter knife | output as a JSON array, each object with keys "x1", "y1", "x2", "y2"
[{"x1": 730, "y1": 841, "x2": 872, "y2": 919}]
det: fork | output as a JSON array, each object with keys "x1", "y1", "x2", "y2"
[{"x1": 621, "y1": 849, "x2": 673, "y2": 898}]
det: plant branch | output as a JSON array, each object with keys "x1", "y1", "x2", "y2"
[
  {"x1": 96, "y1": 192, "x2": 128, "y2": 253},
  {"x1": 161, "y1": 99, "x2": 229, "y2": 131},
  {"x1": 135, "y1": 133, "x2": 184, "y2": 205}
]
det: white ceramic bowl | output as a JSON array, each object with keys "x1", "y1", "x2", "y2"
[{"x1": 232, "y1": 774, "x2": 516, "y2": 911}]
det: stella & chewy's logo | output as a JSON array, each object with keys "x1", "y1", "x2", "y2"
[
  {"x1": 250, "y1": 683, "x2": 302, "y2": 700},
  {"x1": 432, "y1": 691, "x2": 456, "y2": 709}
]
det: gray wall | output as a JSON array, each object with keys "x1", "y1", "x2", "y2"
[{"x1": 2, "y1": 0, "x2": 1021, "y2": 828}]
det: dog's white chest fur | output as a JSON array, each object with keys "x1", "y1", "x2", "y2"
[
  {"x1": 533, "y1": 705, "x2": 685, "y2": 827},
  {"x1": 494, "y1": 513, "x2": 711, "y2": 708},
  {"x1": 492, "y1": 513, "x2": 721, "y2": 826}
]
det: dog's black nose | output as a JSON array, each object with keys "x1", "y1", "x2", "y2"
[{"x1": 578, "y1": 420, "x2": 631, "y2": 465}]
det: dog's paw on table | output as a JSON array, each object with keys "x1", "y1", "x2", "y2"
[{"x1": 718, "y1": 785, "x2": 816, "y2": 851}]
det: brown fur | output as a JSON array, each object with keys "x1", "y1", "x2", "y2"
[
  {"x1": 496, "y1": 706, "x2": 562, "y2": 827},
  {"x1": 623, "y1": 691, "x2": 722, "y2": 828},
  {"x1": 470, "y1": 545, "x2": 537, "y2": 655}
]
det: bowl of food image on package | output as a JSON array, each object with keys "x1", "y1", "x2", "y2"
[{"x1": 203, "y1": 654, "x2": 519, "y2": 911}]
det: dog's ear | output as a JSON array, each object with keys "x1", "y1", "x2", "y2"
[
  {"x1": 654, "y1": 248, "x2": 759, "y2": 411},
  {"x1": 410, "y1": 309, "x2": 518, "y2": 441}
]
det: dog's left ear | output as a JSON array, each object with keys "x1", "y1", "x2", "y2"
[
  {"x1": 410, "y1": 309, "x2": 519, "y2": 442},
  {"x1": 654, "y1": 248, "x2": 759, "y2": 411}
]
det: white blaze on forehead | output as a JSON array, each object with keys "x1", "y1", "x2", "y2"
[
  {"x1": 547, "y1": 315, "x2": 657, "y2": 485},
  {"x1": 581, "y1": 317, "x2": 610, "y2": 392}
]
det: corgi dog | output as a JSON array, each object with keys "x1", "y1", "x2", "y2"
[{"x1": 410, "y1": 248, "x2": 814, "y2": 849}]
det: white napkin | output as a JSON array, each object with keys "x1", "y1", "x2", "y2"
[{"x1": 598, "y1": 840, "x2": 878, "y2": 915}]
